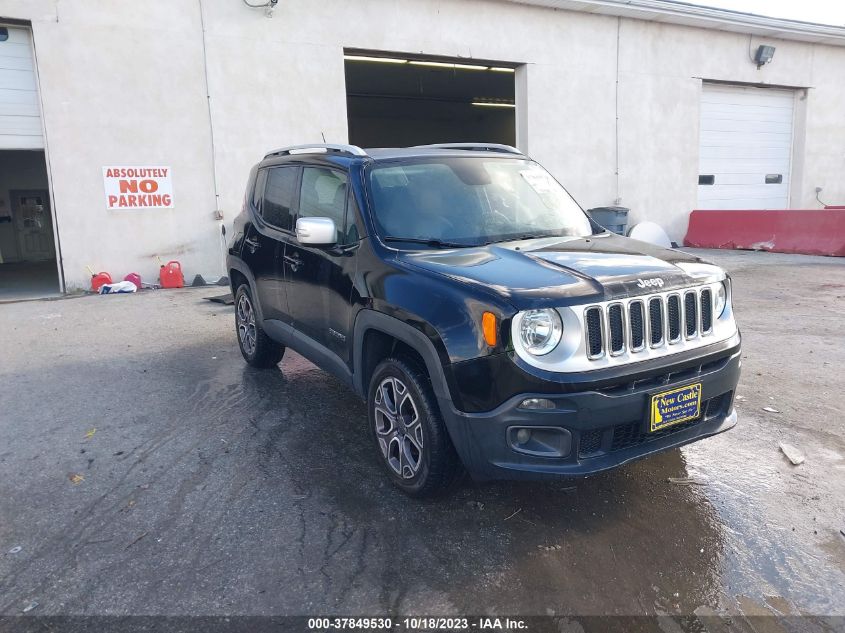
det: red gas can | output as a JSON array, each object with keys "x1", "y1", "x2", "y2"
[
  {"x1": 160, "y1": 261, "x2": 184, "y2": 288},
  {"x1": 123, "y1": 272, "x2": 142, "y2": 290},
  {"x1": 90, "y1": 271, "x2": 112, "y2": 292}
]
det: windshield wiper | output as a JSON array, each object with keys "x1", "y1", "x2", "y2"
[
  {"x1": 484, "y1": 233, "x2": 553, "y2": 245},
  {"x1": 383, "y1": 236, "x2": 474, "y2": 249}
]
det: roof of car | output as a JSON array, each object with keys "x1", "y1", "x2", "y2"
[
  {"x1": 260, "y1": 144, "x2": 526, "y2": 165},
  {"x1": 365, "y1": 147, "x2": 523, "y2": 161}
]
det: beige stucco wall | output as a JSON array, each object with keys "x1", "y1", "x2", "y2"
[{"x1": 0, "y1": 0, "x2": 843, "y2": 290}]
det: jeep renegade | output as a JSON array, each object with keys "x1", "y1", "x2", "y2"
[{"x1": 227, "y1": 143, "x2": 741, "y2": 497}]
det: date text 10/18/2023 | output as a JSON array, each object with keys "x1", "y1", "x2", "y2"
[{"x1": 307, "y1": 617, "x2": 528, "y2": 630}]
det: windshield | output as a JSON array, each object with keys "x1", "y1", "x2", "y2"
[{"x1": 367, "y1": 157, "x2": 593, "y2": 247}]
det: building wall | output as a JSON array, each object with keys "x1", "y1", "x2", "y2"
[
  {"x1": 0, "y1": 0, "x2": 843, "y2": 290},
  {"x1": 1, "y1": 0, "x2": 219, "y2": 289}
]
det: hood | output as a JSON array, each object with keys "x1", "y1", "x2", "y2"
[{"x1": 396, "y1": 232, "x2": 725, "y2": 310}]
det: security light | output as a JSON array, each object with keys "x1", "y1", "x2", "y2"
[{"x1": 754, "y1": 45, "x2": 775, "y2": 68}]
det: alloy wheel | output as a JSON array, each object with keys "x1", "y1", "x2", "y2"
[
  {"x1": 373, "y1": 376, "x2": 424, "y2": 479},
  {"x1": 236, "y1": 293, "x2": 257, "y2": 356}
]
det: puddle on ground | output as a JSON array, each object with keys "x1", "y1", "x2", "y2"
[{"x1": 681, "y1": 431, "x2": 844, "y2": 615}]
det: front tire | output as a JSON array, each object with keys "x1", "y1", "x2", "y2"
[
  {"x1": 368, "y1": 357, "x2": 461, "y2": 497},
  {"x1": 235, "y1": 284, "x2": 284, "y2": 368}
]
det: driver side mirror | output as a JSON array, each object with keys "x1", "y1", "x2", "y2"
[{"x1": 296, "y1": 217, "x2": 337, "y2": 246}]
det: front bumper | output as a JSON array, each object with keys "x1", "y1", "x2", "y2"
[{"x1": 440, "y1": 341, "x2": 741, "y2": 480}]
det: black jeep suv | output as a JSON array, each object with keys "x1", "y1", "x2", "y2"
[{"x1": 227, "y1": 143, "x2": 740, "y2": 497}]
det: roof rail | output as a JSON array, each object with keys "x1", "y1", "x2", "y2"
[
  {"x1": 413, "y1": 143, "x2": 523, "y2": 155},
  {"x1": 264, "y1": 143, "x2": 368, "y2": 158}
]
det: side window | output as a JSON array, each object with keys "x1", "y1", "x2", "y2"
[
  {"x1": 262, "y1": 166, "x2": 298, "y2": 231},
  {"x1": 251, "y1": 169, "x2": 267, "y2": 211},
  {"x1": 298, "y1": 167, "x2": 348, "y2": 243}
]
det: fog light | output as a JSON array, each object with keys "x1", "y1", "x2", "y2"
[
  {"x1": 507, "y1": 426, "x2": 572, "y2": 458},
  {"x1": 519, "y1": 397, "x2": 555, "y2": 410}
]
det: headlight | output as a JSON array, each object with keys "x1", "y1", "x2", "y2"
[
  {"x1": 518, "y1": 308, "x2": 563, "y2": 355},
  {"x1": 714, "y1": 281, "x2": 727, "y2": 317}
]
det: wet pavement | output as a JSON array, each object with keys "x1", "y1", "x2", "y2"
[{"x1": 0, "y1": 250, "x2": 843, "y2": 621}]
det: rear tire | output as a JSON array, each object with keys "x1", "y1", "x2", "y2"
[
  {"x1": 235, "y1": 284, "x2": 284, "y2": 368},
  {"x1": 368, "y1": 357, "x2": 461, "y2": 497}
]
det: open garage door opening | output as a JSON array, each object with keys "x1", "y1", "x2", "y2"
[
  {"x1": 344, "y1": 51, "x2": 516, "y2": 149},
  {"x1": 0, "y1": 25, "x2": 60, "y2": 301},
  {"x1": 0, "y1": 150, "x2": 58, "y2": 300}
]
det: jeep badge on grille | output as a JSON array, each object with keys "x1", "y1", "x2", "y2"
[{"x1": 636, "y1": 277, "x2": 665, "y2": 289}]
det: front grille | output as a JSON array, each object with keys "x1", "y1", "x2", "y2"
[
  {"x1": 684, "y1": 292, "x2": 697, "y2": 337},
  {"x1": 610, "y1": 417, "x2": 702, "y2": 452},
  {"x1": 585, "y1": 307, "x2": 603, "y2": 358},
  {"x1": 700, "y1": 289, "x2": 713, "y2": 333},
  {"x1": 667, "y1": 295, "x2": 681, "y2": 342},
  {"x1": 629, "y1": 301, "x2": 645, "y2": 350},
  {"x1": 583, "y1": 284, "x2": 719, "y2": 363},
  {"x1": 579, "y1": 429, "x2": 603, "y2": 456},
  {"x1": 649, "y1": 298, "x2": 663, "y2": 346},
  {"x1": 611, "y1": 392, "x2": 729, "y2": 451},
  {"x1": 579, "y1": 392, "x2": 731, "y2": 458},
  {"x1": 608, "y1": 304, "x2": 624, "y2": 354}
]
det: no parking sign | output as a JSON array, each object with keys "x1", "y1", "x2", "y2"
[{"x1": 103, "y1": 166, "x2": 174, "y2": 209}]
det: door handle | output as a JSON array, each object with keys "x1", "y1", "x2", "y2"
[
  {"x1": 283, "y1": 253, "x2": 303, "y2": 272},
  {"x1": 244, "y1": 237, "x2": 260, "y2": 253}
]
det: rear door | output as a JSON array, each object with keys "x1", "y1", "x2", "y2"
[
  {"x1": 243, "y1": 165, "x2": 297, "y2": 322},
  {"x1": 283, "y1": 165, "x2": 358, "y2": 363}
]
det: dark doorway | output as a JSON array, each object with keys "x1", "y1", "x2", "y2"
[
  {"x1": 344, "y1": 52, "x2": 516, "y2": 148},
  {"x1": 0, "y1": 151, "x2": 60, "y2": 301}
]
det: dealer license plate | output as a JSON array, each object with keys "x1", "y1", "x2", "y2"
[{"x1": 650, "y1": 383, "x2": 702, "y2": 432}]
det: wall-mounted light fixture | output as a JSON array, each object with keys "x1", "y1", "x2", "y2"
[
  {"x1": 241, "y1": 0, "x2": 278, "y2": 18},
  {"x1": 754, "y1": 45, "x2": 775, "y2": 69},
  {"x1": 0, "y1": 27, "x2": 9, "y2": 42}
]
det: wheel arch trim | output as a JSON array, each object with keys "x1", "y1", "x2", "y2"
[
  {"x1": 227, "y1": 257, "x2": 265, "y2": 323},
  {"x1": 353, "y1": 310, "x2": 454, "y2": 406}
]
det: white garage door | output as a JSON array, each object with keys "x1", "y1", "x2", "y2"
[
  {"x1": 698, "y1": 83, "x2": 794, "y2": 209},
  {"x1": 0, "y1": 26, "x2": 43, "y2": 149}
]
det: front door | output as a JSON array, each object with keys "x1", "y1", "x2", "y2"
[
  {"x1": 284, "y1": 166, "x2": 357, "y2": 364},
  {"x1": 244, "y1": 166, "x2": 298, "y2": 322},
  {"x1": 12, "y1": 190, "x2": 54, "y2": 261}
]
